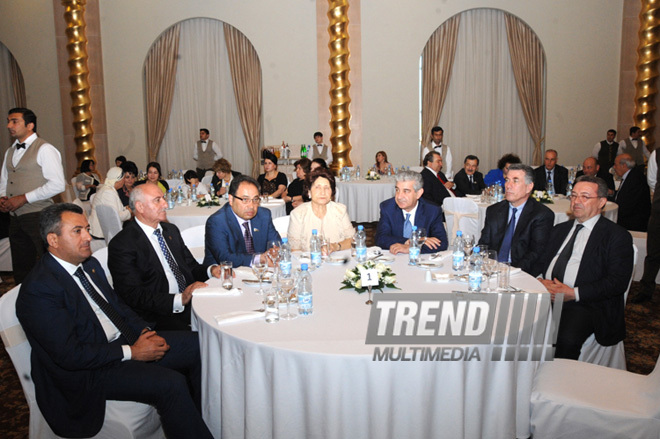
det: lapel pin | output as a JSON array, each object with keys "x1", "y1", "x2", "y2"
[{"x1": 254, "y1": 228, "x2": 259, "y2": 232}]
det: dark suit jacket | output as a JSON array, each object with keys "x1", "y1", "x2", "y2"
[
  {"x1": 16, "y1": 254, "x2": 147, "y2": 438},
  {"x1": 538, "y1": 216, "x2": 633, "y2": 346},
  {"x1": 108, "y1": 220, "x2": 209, "y2": 330},
  {"x1": 375, "y1": 197, "x2": 448, "y2": 253},
  {"x1": 204, "y1": 203, "x2": 281, "y2": 267},
  {"x1": 453, "y1": 169, "x2": 486, "y2": 196},
  {"x1": 478, "y1": 197, "x2": 554, "y2": 275},
  {"x1": 420, "y1": 167, "x2": 452, "y2": 207},
  {"x1": 615, "y1": 166, "x2": 651, "y2": 232},
  {"x1": 576, "y1": 169, "x2": 615, "y2": 193},
  {"x1": 533, "y1": 165, "x2": 569, "y2": 194}
]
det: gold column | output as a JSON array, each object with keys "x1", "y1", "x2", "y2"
[
  {"x1": 328, "y1": 0, "x2": 352, "y2": 173},
  {"x1": 62, "y1": 0, "x2": 95, "y2": 170},
  {"x1": 634, "y1": 0, "x2": 660, "y2": 153}
]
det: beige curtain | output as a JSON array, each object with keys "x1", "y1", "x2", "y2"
[
  {"x1": 420, "y1": 14, "x2": 461, "y2": 163},
  {"x1": 10, "y1": 55, "x2": 25, "y2": 108},
  {"x1": 144, "y1": 23, "x2": 181, "y2": 162},
  {"x1": 504, "y1": 13, "x2": 546, "y2": 166},
  {"x1": 224, "y1": 23, "x2": 262, "y2": 178}
]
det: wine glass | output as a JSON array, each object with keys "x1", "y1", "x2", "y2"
[
  {"x1": 279, "y1": 275, "x2": 297, "y2": 320},
  {"x1": 319, "y1": 234, "x2": 330, "y2": 258},
  {"x1": 416, "y1": 227, "x2": 427, "y2": 249},
  {"x1": 266, "y1": 240, "x2": 281, "y2": 266},
  {"x1": 252, "y1": 262, "x2": 267, "y2": 295},
  {"x1": 483, "y1": 250, "x2": 499, "y2": 292},
  {"x1": 463, "y1": 234, "x2": 475, "y2": 257}
]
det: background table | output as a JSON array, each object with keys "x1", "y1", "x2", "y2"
[
  {"x1": 192, "y1": 251, "x2": 549, "y2": 439},
  {"x1": 167, "y1": 199, "x2": 286, "y2": 231},
  {"x1": 335, "y1": 178, "x2": 396, "y2": 222}
]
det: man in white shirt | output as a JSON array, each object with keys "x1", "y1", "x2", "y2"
[
  {"x1": 310, "y1": 131, "x2": 332, "y2": 165},
  {"x1": 193, "y1": 128, "x2": 222, "y2": 179},
  {"x1": 618, "y1": 126, "x2": 649, "y2": 167},
  {"x1": 1, "y1": 107, "x2": 65, "y2": 283},
  {"x1": 421, "y1": 126, "x2": 453, "y2": 179}
]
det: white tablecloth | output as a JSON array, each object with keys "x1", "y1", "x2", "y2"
[
  {"x1": 167, "y1": 199, "x2": 286, "y2": 231},
  {"x1": 192, "y1": 251, "x2": 549, "y2": 439},
  {"x1": 335, "y1": 178, "x2": 396, "y2": 222}
]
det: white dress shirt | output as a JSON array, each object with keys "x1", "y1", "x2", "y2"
[{"x1": 648, "y1": 150, "x2": 657, "y2": 192}]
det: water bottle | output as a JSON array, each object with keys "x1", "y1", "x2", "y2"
[
  {"x1": 177, "y1": 186, "x2": 184, "y2": 204},
  {"x1": 496, "y1": 183, "x2": 504, "y2": 202},
  {"x1": 546, "y1": 177, "x2": 555, "y2": 197},
  {"x1": 179, "y1": 170, "x2": 184, "y2": 182},
  {"x1": 356, "y1": 165, "x2": 361, "y2": 179},
  {"x1": 297, "y1": 264, "x2": 313, "y2": 315},
  {"x1": 310, "y1": 229, "x2": 322, "y2": 268},
  {"x1": 191, "y1": 183, "x2": 197, "y2": 199},
  {"x1": 452, "y1": 230, "x2": 465, "y2": 272},
  {"x1": 566, "y1": 182, "x2": 573, "y2": 197},
  {"x1": 279, "y1": 238, "x2": 292, "y2": 276},
  {"x1": 387, "y1": 166, "x2": 392, "y2": 176},
  {"x1": 409, "y1": 225, "x2": 421, "y2": 266},
  {"x1": 224, "y1": 181, "x2": 230, "y2": 199},
  {"x1": 468, "y1": 246, "x2": 483, "y2": 292},
  {"x1": 166, "y1": 189, "x2": 175, "y2": 209},
  {"x1": 355, "y1": 225, "x2": 367, "y2": 262}
]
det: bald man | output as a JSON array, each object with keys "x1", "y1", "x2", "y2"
[
  {"x1": 613, "y1": 154, "x2": 650, "y2": 232},
  {"x1": 576, "y1": 156, "x2": 614, "y2": 197}
]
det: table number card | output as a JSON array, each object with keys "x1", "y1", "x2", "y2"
[{"x1": 359, "y1": 268, "x2": 379, "y2": 287}]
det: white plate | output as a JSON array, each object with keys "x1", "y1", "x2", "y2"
[{"x1": 372, "y1": 254, "x2": 395, "y2": 263}]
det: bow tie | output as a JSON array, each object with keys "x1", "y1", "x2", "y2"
[
  {"x1": 200, "y1": 140, "x2": 206, "y2": 143},
  {"x1": 15, "y1": 143, "x2": 26, "y2": 150}
]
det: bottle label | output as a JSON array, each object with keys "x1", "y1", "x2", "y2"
[
  {"x1": 279, "y1": 260, "x2": 292, "y2": 276},
  {"x1": 452, "y1": 253, "x2": 464, "y2": 270},
  {"x1": 468, "y1": 272, "x2": 482, "y2": 291},
  {"x1": 298, "y1": 292, "x2": 313, "y2": 314},
  {"x1": 311, "y1": 251, "x2": 322, "y2": 267},
  {"x1": 356, "y1": 246, "x2": 367, "y2": 260},
  {"x1": 409, "y1": 247, "x2": 420, "y2": 264}
]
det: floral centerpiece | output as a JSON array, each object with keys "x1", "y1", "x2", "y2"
[
  {"x1": 365, "y1": 169, "x2": 381, "y2": 181},
  {"x1": 340, "y1": 260, "x2": 399, "y2": 293},
  {"x1": 532, "y1": 190, "x2": 554, "y2": 204},
  {"x1": 196, "y1": 195, "x2": 222, "y2": 207}
]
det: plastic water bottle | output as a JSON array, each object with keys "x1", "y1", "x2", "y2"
[
  {"x1": 177, "y1": 186, "x2": 184, "y2": 204},
  {"x1": 310, "y1": 229, "x2": 322, "y2": 268},
  {"x1": 546, "y1": 177, "x2": 555, "y2": 197},
  {"x1": 191, "y1": 183, "x2": 197, "y2": 200},
  {"x1": 297, "y1": 264, "x2": 313, "y2": 315},
  {"x1": 279, "y1": 238, "x2": 292, "y2": 276},
  {"x1": 166, "y1": 189, "x2": 175, "y2": 209},
  {"x1": 452, "y1": 230, "x2": 465, "y2": 272},
  {"x1": 468, "y1": 246, "x2": 483, "y2": 292},
  {"x1": 356, "y1": 165, "x2": 361, "y2": 179},
  {"x1": 409, "y1": 225, "x2": 421, "y2": 265},
  {"x1": 355, "y1": 225, "x2": 367, "y2": 262}
]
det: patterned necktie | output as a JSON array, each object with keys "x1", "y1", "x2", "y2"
[
  {"x1": 403, "y1": 213, "x2": 412, "y2": 239},
  {"x1": 498, "y1": 208, "x2": 517, "y2": 263},
  {"x1": 546, "y1": 170, "x2": 551, "y2": 183},
  {"x1": 153, "y1": 229, "x2": 187, "y2": 293},
  {"x1": 73, "y1": 267, "x2": 138, "y2": 345},
  {"x1": 243, "y1": 222, "x2": 255, "y2": 254},
  {"x1": 551, "y1": 224, "x2": 584, "y2": 283}
]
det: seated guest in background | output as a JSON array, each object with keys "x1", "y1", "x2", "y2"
[
  {"x1": 311, "y1": 158, "x2": 328, "y2": 172},
  {"x1": 420, "y1": 151, "x2": 452, "y2": 207},
  {"x1": 374, "y1": 150, "x2": 393, "y2": 175},
  {"x1": 88, "y1": 167, "x2": 132, "y2": 239},
  {"x1": 613, "y1": 153, "x2": 651, "y2": 232},
  {"x1": 258, "y1": 151, "x2": 287, "y2": 198},
  {"x1": 288, "y1": 167, "x2": 354, "y2": 253},
  {"x1": 376, "y1": 170, "x2": 448, "y2": 254},
  {"x1": 211, "y1": 158, "x2": 241, "y2": 198},
  {"x1": 310, "y1": 131, "x2": 332, "y2": 166},
  {"x1": 134, "y1": 161, "x2": 169, "y2": 194},
  {"x1": 576, "y1": 156, "x2": 615, "y2": 197},
  {"x1": 117, "y1": 160, "x2": 138, "y2": 207},
  {"x1": 75, "y1": 159, "x2": 101, "y2": 201},
  {"x1": 478, "y1": 164, "x2": 553, "y2": 275},
  {"x1": 109, "y1": 184, "x2": 220, "y2": 331},
  {"x1": 114, "y1": 155, "x2": 126, "y2": 167},
  {"x1": 16, "y1": 203, "x2": 214, "y2": 439},
  {"x1": 453, "y1": 155, "x2": 486, "y2": 196},
  {"x1": 182, "y1": 170, "x2": 209, "y2": 199},
  {"x1": 483, "y1": 153, "x2": 521, "y2": 187},
  {"x1": 421, "y1": 126, "x2": 453, "y2": 179},
  {"x1": 204, "y1": 175, "x2": 280, "y2": 268},
  {"x1": 283, "y1": 157, "x2": 311, "y2": 214},
  {"x1": 537, "y1": 176, "x2": 633, "y2": 359},
  {"x1": 592, "y1": 129, "x2": 618, "y2": 173},
  {"x1": 533, "y1": 149, "x2": 569, "y2": 194}
]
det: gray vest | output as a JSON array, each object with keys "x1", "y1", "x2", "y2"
[
  {"x1": 311, "y1": 144, "x2": 329, "y2": 161},
  {"x1": 621, "y1": 138, "x2": 645, "y2": 166},
  {"x1": 196, "y1": 140, "x2": 215, "y2": 169},
  {"x1": 431, "y1": 143, "x2": 448, "y2": 160},
  {"x1": 6, "y1": 137, "x2": 54, "y2": 216}
]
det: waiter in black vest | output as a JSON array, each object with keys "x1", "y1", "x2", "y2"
[{"x1": 591, "y1": 129, "x2": 619, "y2": 173}]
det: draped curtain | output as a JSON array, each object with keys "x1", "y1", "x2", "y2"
[{"x1": 0, "y1": 44, "x2": 26, "y2": 157}]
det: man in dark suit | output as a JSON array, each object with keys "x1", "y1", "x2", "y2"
[
  {"x1": 538, "y1": 176, "x2": 634, "y2": 360},
  {"x1": 204, "y1": 174, "x2": 281, "y2": 268},
  {"x1": 420, "y1": 151, "x2": 452, "y2": 207},
  {"x1": 108, "y1": 183, "x2": 220, "y2": 331},
  {"x1": 453, "y1": 154, "x2": 486, "y2": 196},
  {"x1": 533, "y1": 149, "x2": 569, "y2": 194},
  {"x1": 576, "y1": 156, "x2": 615, "y2": 198},
  {"x1": 16, "y1": 203, "x2": 213, "y2": 439},
  {"x1": 478, "y1": 164, "x2": 553, "y2": 275},
  {"x1": 376, "y1": 170, "x2": 448, "y2": 254},
  {"x1": 613, "y1": 153, "x2": 651, "y2": 232}
]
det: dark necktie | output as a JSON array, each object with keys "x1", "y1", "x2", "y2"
[
  {"x1": 243, "y1": 222, "x2": 255, "y2": 254},
  {"x1": 153, "y1": 229, "x2": 187, "y2": 293},
  {"x1": 498, "y1": 208, "x2": 517, "y2": 262},
  {"x1": 551, "y1": 224, "x2": 584, "y2": 283},
  {"x1": 546, "y1": 170, "x2": 551, "y2": 183},
  {"x1": 15, "y1": 143, "x2": 25, "y2": 150},
  {"x1": 74, "y1": 267, "x2": 138, "y2": 345}
]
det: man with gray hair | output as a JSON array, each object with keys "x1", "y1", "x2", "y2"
[
  {"x1": 479, "y1": 164, "x2": 553, "y2": 275},
  {"x1": 375, "y1": 170, "x2": 448, "y2": 254},
  {"x1": 613, "y1": 153, "x2": 650, "y2": 231}
]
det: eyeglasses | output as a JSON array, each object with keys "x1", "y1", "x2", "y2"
[
  {"x1": 569, "y1": 194, "x2": 600, "y2": 202},
  {"x1": 233, "y1": 195, "x2": 261, "y2": 205}
]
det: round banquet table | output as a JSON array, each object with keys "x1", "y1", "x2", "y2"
[
  {"x1": 335, "y1": 178, "x2": 396, "y2": 223},
  {"x1": 192, "y1": 250, "x2": 550, "y2": 439},
  {"x1": 166, "y1": 199, "x2": 286, "y2": 231}
]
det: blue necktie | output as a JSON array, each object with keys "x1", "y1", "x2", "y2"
[
  {"x1": 154, "y1": 229, "x2": 187, "y2": 293},
  {"x1": 498, "y1": 207, "x2": 517, "y2": 263},
  {"x1": 403, "y1": 213, "x2": 412, "y2": 239}
]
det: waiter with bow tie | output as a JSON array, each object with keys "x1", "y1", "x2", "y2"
[{"x1": 193, "y1": 128, "x2": 223, "y2": 179}]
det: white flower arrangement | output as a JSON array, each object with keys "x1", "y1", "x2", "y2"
[
  {"x1": 532, "y1": 190, "x2": 554, "y2": 204},
  {"x1": 196, "y1": 195, "x2": 222, "y2": 207},
  {"x1": 365, "y1": 169, "x2": 381, "y2": 181},
  {"x1": 340, "y1": 260, "x2": 399, "y2": 293}
]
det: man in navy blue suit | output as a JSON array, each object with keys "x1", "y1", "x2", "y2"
[
  {"x1": 16, "y1": 203, "x2": 212, "y2": 439},
  {"x1": 376, "y1": 170, "x2": 448, "y2": 254},
  {"x1": 204, "y1": 174, "x2": 281, "y2": 268}
]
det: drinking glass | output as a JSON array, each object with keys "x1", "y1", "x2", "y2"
[
  {"x1": 221, "y1": 261, "x2": 233, "y2": 290},
  {"x1": 266, "y1": 240, "x2": 281, "y2": 266},
  {"x1": 264, "y1": 287, "x2": 280, "y2": 323},
  {"x1": 319, "y1": 234, "x2": 330, "y2": 258},
  {"x1": 279, "y1": 276, "x2": 297, "y2": 320},
  {"x1": 482, "y1": 250, "x2": 498, "y2": 292},
  {"x1": 252, "y1": 262, "x2": 267, "y2": 295},
  {"x1": 498, "y1": 262, "x2": 511, "y2": 291},
  {"x1": 463, "y1": 234, "x2": 475, "y2": 257},
  {"x1": 416, "y1": 227, "x2": 427, "y2": 249}
]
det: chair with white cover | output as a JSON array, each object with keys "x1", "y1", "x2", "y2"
[
  {"x1": 201, "y1": 172, "x2": 213, "y2": 187},
  {"x1": 72, "y1": 197, "x2": 92, "y2": 218},
  {"x1": 96, "y1": 205, "x2": 122, "y2": 245},
  {"x1": 71, "y1": 176, "x2": 80, "y2": 200},
  {"x1": 0, "y1": 286, "x2": 165, "y2": 439},
  {"x1": 272, "y1": 215, "x2": 290, "y2": 238},
  {"x1": 577, "y1": 244, "x2": 638, "y2": 370},
  {"x1": 442, "y1": 197, "x2": 480, "y2": 241},
  {"x1": 408, "y1": 166, "x2": 424, "y2": 173},
  {"x1": 530, "y1": 355, "x2": 660, "y2": 438},
  {"x1": 92, "y1": 247, "x2": 113, "y2": 286},
  {"x1": 180, "y1": 225, "x2": 205, "y2": 263}
]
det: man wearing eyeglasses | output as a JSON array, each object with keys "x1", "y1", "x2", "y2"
[
  {"x1": 537, "y1": 175, "x2": 634, "y2": 360},
  {"x1": 204, "y1": 175, "x2": 281, "y2": 268}
]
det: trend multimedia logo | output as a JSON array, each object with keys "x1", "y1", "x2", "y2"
[{"x1": 365, "y1": 292, "x2": 562, "y2": 362}]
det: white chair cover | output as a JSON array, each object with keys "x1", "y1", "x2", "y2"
[
  {"x1": 180, "y1": 225, "x2": 205, "y2": 249},
  {"x1": 92, "y1": 247, "x2": 113, "y2": 286},
  {"x1": 0, "y1": 286, "x2": 165, "y2": 439},
  {"x1": 442, "y1": 197, "x2": 480, "y2": 241},
  {"x1": 0, "y1": 237, "x2": 12, "y2": 271},
  {"x1": 201, "y1": 174, "x2": 213, "y2": 187},
  {"x1": 408, "y1": 166, "x2": 424, "y2": 173},
  {"x1": 96, "y1": 205, "x2": 122, "y2": 245},
  {"x1": 272, "y1": 215, "x2": 290, "y2": 238},
  {"x1": 71, "y1": 176, "x2": 80, "y2": 200},
  {"x1": 72, "y1": 198, "x2": 92, "y2": 218}
]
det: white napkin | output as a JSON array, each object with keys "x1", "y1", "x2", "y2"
[
  {"x1": 235, "y1": 267, "x2": 254, "y2": 277},
  {"x1": 214, "y1": 310, "x2": 264, "y2": 326},
  {"x1": 193, "y1": 287, "x2": 242, "y2": 297},
  {"x1": 510, "y1": 267, "x2": 522, "y2": 276}
]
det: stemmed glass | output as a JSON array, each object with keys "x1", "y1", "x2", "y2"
[
  {"x1": 416, "y1": 227, "x2": 427, "y2": 250},
  {"x1": 252, "y1": 262, "x2": 267, "y2": 295},
  {"x1": 482, "y1": 250, "x2": 499, "y2": 292},
  {"x1": 266, "y1": 240, "x2": 281, "y2": 266},
  {"x1": 279, "y1": 275, "x2": 297, "y2": 320},
  {"x1": 463, "y1": 234, "x2": 475, "y2": 257}
]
